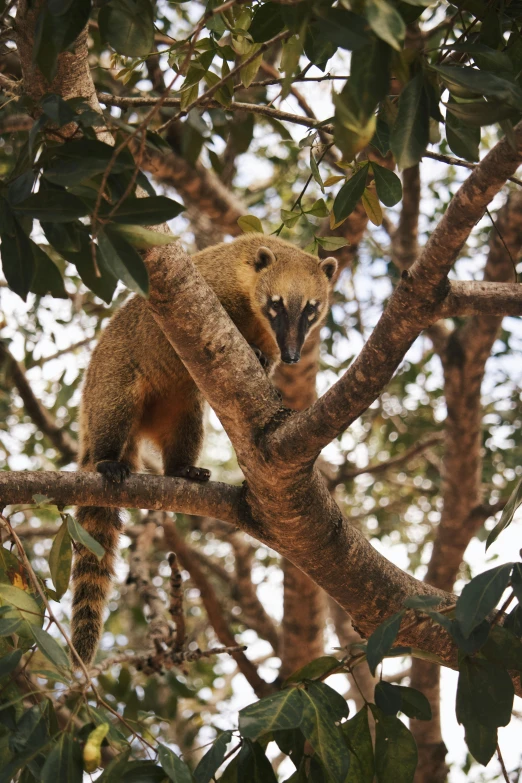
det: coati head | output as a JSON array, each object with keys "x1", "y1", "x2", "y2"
[{"x1": 248, "y1": 237, "x2": 337, "y2": 365}]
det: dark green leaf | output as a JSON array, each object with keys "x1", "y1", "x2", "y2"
[
  {"x1": 106, "y1": 195, "x2": 184, "y2": 225},
  {"x1": 237, "y1": 740, "x2": 278, "y2": 782},
  {"x1": 285, "y1": 656, "x2": 340, "y2": 684},
  {"x1": 40, "y1": 94, "x2": 77, "y2": 127},
  {"x1": 66, "y1": 514, "x2": 105, "y2": 561},
  {"x1": 390, "y1": 72, "x2": 430, "y2": 169},
  {"x1": 98, "y1": 229, "x2": 149, "y2": 298},
  {"x1": 487, "y1": 477, "x2": 522, "y2": 548},
  {"x1": 13, "y1": 191, "x2": 88, "y2": 222},
  {"x1": 194, "y1": 731, "x2": 232, "y2": 783},
  {"x1": 463, "y1": 722, "x2": 497, "y2": 766},
  {"x1": 158, "y1": 742, "x2": 193, "y2": 782},
  {"x1": 455, "y1": 563, "x2": 513, "y2": 638},
  {"x1": 99, "y1": 0, "x2": 154, "y2": 57},
  {"x1": 375, "y1": 681, "x2": 402, "y2": 715},
  {"x1": 513, "y1": 562, "x2": 522, "y2": 602},
  {"x1": 8, "y1": 170, "x2": 37, "y2": 205},
  {"x1": 371, "y1": 116, "x2": 391, "y2": 156},
  {"x1": 482, "y1": 624, "x2": 522, "y2": 669},
  {"x1": 432, "y1": 64, "x2": 522, "y2": 109},
  {"x1": 372, "y1": 706, "x2": 418, "y2": 783},
  {"x1": 30, "y1": 241, "x2": 67, "y2": 299},
  {"x1": 450, "y1": 618, "x2": 490, "y2": 654},
  {"x1": 366, "y1": 611, "x2": 405, "y2": 675},
  {"x1": 445, "y1": 99, "x2": 520, "y2": 127},
  {"x1": 315, "y1": 236, "x2": 349, "y2": 251},
  {"x1": 371, "y1": 162, "x2": 403, "y2": 206},
  {"x1": 30, "y1": 626, "x2": 70, "y2": 672},
  {"x1": 249, "y1": 3, "x2": 285, "y2": 43},
  {"x1": 48, "y1": 520, "x2": 72, "y2": 599},
  {"x1": 1, "y1": 219, "x2": 34, "y2": 300},
  {"x1": 456, "y1": 657, "x2": 514, "y2": 729},
  {"x1": 444, "y1": 42, "x2": 513, "y2": 73},
  {"x1": 0, "y1": 650, "x2": 22, "y2": 678},
  {"x1": 239, "y1": 687, "x2": 303, "y2": 739},
  {"x1": 332, "y1": 164, "x2": 369, "y2": 223},
  {"x1": 310, "y1": 153, "x2": 325, "y2": 194},
  {"x1": 446, "y1": 105, "x2": 481, "y2": 162},
  {"x1": 299, "y1": 682, "x2": 351, "y2": 781},
  {"x1": 313, "y1": 8, "x2": 370, "y2": 52},
  {"x1": 350, "y1": 39, "x2": 392, "y2": 123},
  {"x1": 403, "y1": 595, "x2": 445, "y2": 610},
  {"x1": 343, "y1": 706, "x2": 374, "y2": 783},
  {"x1": 123, "y1": 761, "x2": 179, "y2": 781},
  {"x1": 395, "y1": 686, "x2": 432, "y2": 720},
  {"x1": 33, "y1": 0, "x2": 91, "y2": 81},
  {"x1": 41, "y1": 733, "x2": 83, "y2": 783},
  {"x1": 97, "y1": 748, "x2": 132, "y2": 782},
  {"x1": 0, "y1": 617, "x2": 23, "y2": 636}
]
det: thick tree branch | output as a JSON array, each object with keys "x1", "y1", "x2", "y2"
[{"x1": 438, "y1": 281, "x2": 522, "y2": 317}]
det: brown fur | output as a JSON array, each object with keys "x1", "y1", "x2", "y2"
[{"x1": 70, "y1": 235, "x2": 336, "y2": 665}]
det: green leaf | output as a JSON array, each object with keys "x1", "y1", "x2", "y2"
[
  {"x1": 372, "y1": 706, "x2": 418, "y2": 783},
  {"x1": 371, "y1": 162, "x2": 403, "y2": 206},
  {"x1": 30, "y1": 626, "x2": 70, "y2": 672},
  {"x1": 375, "y1": 681, "x2": 402, "y2": 715},
  {"x1": 432, "y1": 64, "x2": 522, "y2": 109},
  {"x1": 365, "y1": 0, "x2": 406, "y2": 51},
  {"x1": 343, "y1": 706, "x2": 374, "y2": 783},
  {"x1": 66, "y1": 514, "x2": 105, "y2": 561},
  {"x1": 97, "y1": 749, "x2": 132, "y2": 782},
  {"x1": 455, "y1": 563, "x2": 513, "y2": 638},
  {"x1": 0, "y1": 649, "x2": 22, "y2": 678},
  {"x1": 332, "y1": 164, "x2": 369, "y2": 223},
  {"x1": 13, "y1": 191, "x2": 89, "y2": 222},
  {"x1": 0, "y1": 585, "x2": 42, "y2": 626},
  {"x1": 445, "y1": 100, "x2": 520, "y2": 127},
  {"x1": 390, "y1": 72, "x2": 430, "y2": 169},
  {"x1": 281, "y1": 209, "x2": 301, "y2": 228},
  {"x1": 396, "y1": 685, "x2": 432, "y2": 720},
  {"x1": 313, "y1": 8, "x2": 370, "y2": 52},
  {"x1": 33, "y1": 0, "x2": 91, "y2": 81},
  {"x1": 237, "y1": 215, "x2": 264, "y2": 234},
  {"x1": 482, "y1": 624, "x2": 522, "y2": 669},
  {"x1": 98, "y1": 229, "x2": 149, "y2": 298},
  {"x1": 445, "y1": 104, "x2": 480, "y2": 162},
  {"x1": 106, "y1": 195, "x2": 184, "y2": 225},
  {"x1": 366, "y1": 611, "x2": 405, "y2": 675},
  {"x1": 403, "y1": 594, "x2": 444, "y2": 610},
  {"x1": 99, "y1": 0, "x2": 154, "y2": 57},
  {"x1": 30, "y1": 241, "x2": 67, "y2": 299},
  {"x1": 310, "y1": 152, "x2": 325, "y2": 193},
  {"x1": 1, "y1": 219, "x2": 35, "y2": 301},
  {"x1": 239, "y1": 687, "x2": 303, "y2": 739},
  {"x1": 285, "y1": 655, "x2": 340, "y2": 684},
  {"x1": 40, "y1": 94, "x2": 77, "y2": 127},
  {"x1": 362, "y1": 187, "x2": 383, "y2": 226},
  {"x1": 512, "y1": 562, "x2": 522, "y2": 602},
  {"x1": 305, "y1": 199, "x2": 329, "y2": 218},
  {"x1": 371, "y1": 115, "x2": 391, "y2": 156},
  {"x1": 0, "y1": 617, "x2": 24, "y2": 636},
  {"x1": 456, "y1": 657, "x2": 514, "y2": 729},
  {"x1": 299, "y1": 682, "x2": 351, "y2": 780},
  {"x1": 157, "y1": 743, "x2": 194, "y2": 782},
  {"x1": 122, "y1": 761, "x2": 168, "y2": 781},
  {"x1": 107, "y1": 224, "x2": 177, "y2": 250},
  {"x1": 41, "y1": 733, "x2": 83, "y2": 783},
  {"x1": 315, "y1": 236, "x2": 349, "y2": 251},
  {"x1": 194, "y1": 731, "x2": 232, "y2": 783},
  {"x1": 237, "y1": 740, "x2": 278, "y2": 782},
  {"x1": 249, "y1": 3, "x2": 285, "y2": 43},
  {"x1": 48, "y1": 520, "x2": 72, "y2": 599},
  {"x1": 464, "y1": 721, "x2": 497, "y2": 766},
  {"x1": 486, "y1": 477, "x2": 522, "y2": 549},
  {"x1": 450, "y1": 618, "x2": 490, "y2": 655},
  {"x1": 350, "y1": 39, "x2": 392, "y2": 123}
]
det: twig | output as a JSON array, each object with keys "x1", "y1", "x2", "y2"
[
  {"x1": 168, "y1": 551, "x2": 186, "y2": 651},
  {"x1": 498, "y1": 743, "x2": 511, "y2": 783}
]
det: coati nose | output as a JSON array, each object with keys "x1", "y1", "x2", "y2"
[{"x1": 282, "y1": 350, "x2": 300, "y2": 364}]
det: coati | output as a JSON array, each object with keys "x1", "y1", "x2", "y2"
[{"x1": 71, "y1": 234, "x2": 337, "y2": 664}]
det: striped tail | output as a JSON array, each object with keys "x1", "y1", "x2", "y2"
[{"x1": 70, "y1": 506, "x2": 123, "y2": 667}]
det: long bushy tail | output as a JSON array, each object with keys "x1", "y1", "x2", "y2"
[{"x1": 70, "y1": 506, "x2": 122, "y2": 667}]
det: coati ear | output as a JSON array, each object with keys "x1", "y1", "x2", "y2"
[
  {"x1": 253, "y1": 246, "x2": 276, "y2": 272},
  {"x1": 318, "y1": 256, "x2": 337, "y2": 281}
]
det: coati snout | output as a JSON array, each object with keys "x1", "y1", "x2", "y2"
[{"x1": 71, "y1": 234, "x2": 337, "y2": 666}]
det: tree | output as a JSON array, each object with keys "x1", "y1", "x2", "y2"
[{"x1": 1, "y1": 0, "x2": 522, "y2": 779}]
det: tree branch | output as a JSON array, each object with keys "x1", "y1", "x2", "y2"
[{"x1": 269, "y1": 122, "x2": 522, "y2": 464}]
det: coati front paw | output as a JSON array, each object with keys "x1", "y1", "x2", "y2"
[
  {"x1": 96, "y1": 460, "x2": 131, "y2": 484},
  {"x1": 170, "y1": 465, "x2": 211, "y2": 482},
  {"x1": 249, "y1": 344, "x2": 270, "y2": 370}
]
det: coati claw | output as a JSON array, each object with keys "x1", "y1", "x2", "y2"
[
  {"x1": 250, "y1": 344, "x2": 270, "y2": 369},
  {"x1": 171, "y1": 465, "x2": 211, "y2": 482},
  {"x1": 96, "y1": 460, "x2": 131, "y2": 484}
]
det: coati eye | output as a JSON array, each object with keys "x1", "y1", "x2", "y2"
[
  {"x1": 305, "y1": 301, "x2": 319, "y2": 320},
  {"x1": 267, "y1": 296, "x2": 284, "y2": 318}
]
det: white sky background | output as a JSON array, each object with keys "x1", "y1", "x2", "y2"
[{"x1": 1, "y1": 23, "x2": 522, "y2": 782}]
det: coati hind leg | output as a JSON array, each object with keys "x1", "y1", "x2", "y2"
[
  {"x1": 159, "y1": 392, "x2": 210, "y2": 482},
  {"x1": 87, "y1": 379, "x2": 145, "y2": 483}
]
